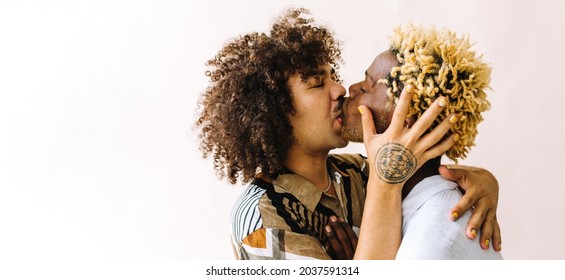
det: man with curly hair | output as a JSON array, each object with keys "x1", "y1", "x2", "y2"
[
  {"x1": 196, "y1": 8, "x2": 500, "y2": 259},
  {"x1": 337, "y1": 24, "x2": 502, "y2": 259}
]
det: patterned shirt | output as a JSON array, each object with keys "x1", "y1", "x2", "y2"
[{"x1": 231, "y1": 154, "x2": 369, "y2": 260}]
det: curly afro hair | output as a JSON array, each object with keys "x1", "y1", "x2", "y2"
[
  {"x1": 195, "y1": 8, "x2": 342, "y2": 184},
  {"x1": 383, "y1": 24, "x2": 492, "y2": 162}
]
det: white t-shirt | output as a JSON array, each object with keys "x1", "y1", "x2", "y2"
[{"x1": 395, "y1": 175, "x2": 503, "y2": 260}]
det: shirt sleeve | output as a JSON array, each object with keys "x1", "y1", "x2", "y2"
[
  {"x1": 234, "y1": 227, "x2": 331, "y2": 260},
  {"x1": 396, "y1": 189, "x2": 503, "y2": 260}
]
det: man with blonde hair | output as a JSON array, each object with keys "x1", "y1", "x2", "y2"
[{"x1": 338, "y1": 24, "x2": 502, "y2": 259}]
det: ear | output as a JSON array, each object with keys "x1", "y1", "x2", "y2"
[{"x1": 404, "y1": 115, "x2": 417, "y2": 128}]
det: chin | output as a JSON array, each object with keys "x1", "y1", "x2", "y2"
[
  {"x1": 341, "y1": 128, "x2": 363, "y2": 143},
  {"x1": 336, "y1": 139, "x2": 349, "y2": 148},
  {"x1": 347, "y1": 136, "x2": 363, "y2": 143}
]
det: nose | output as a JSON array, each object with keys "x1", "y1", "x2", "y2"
[
  {"x1": 330, "y1": 81, "x2": 346, "y2": 101},
  {"x1": 348, "y1": 83, "x2": 360, "y2": 99}
]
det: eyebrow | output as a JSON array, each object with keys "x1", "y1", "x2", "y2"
[
  {"x1": 304, "y1": 69, "x2": 323, "y2": 78},
  {"x1": 304, "y1": 66, "x2": 334, "y2": 79}
]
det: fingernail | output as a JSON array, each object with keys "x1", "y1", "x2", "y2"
[
  {"x1": 405, "y1": 85, "x2": 414, "y2": 93},
  {"x1": 438, "y1": 97, "x2": 446, "y2": 107},
  {"x1": 357, "y1": 106, "x2": 364, "y2": 115},
  {"x1": 485, "y1": 239, "x2": 490, "y2": 248},
  {"x1": 330, "y1": 216, "x2": 338, "y2": 223},
  {"x1": 470, "y1": 228, "x2": 477, "y2": 239},
  {"x1": 453, "y1": 133, "x2": 460, "y2": 141},
  {"x1": 338, "y1": 217, "x2": 345, "y2": 222},
  {"x1": 451, "y1": 212, "x2": 459, "y2": 220},
  {"x1": 325, "y1": 225, "x2": 332, "y2": 233},
  {"x1": 449, "y1": 114, "x2": 458, "y2": 124},
  {"x1": 498, "y1": 243, "x2": 502, "y2": 251}
]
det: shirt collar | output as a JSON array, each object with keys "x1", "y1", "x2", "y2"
[
  {"x1": 273, "y1": 173, "x2": 322, "y2": 212},
  {"x1": 272, "y1": 158, "x2": 347, "y2": 212}
]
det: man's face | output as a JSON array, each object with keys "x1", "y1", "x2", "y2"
[
  {"x1": 341, "y1": 50, "x2": 398, "y2": 142},
  {"x1": 287, "y1": 64, "x2": 348, "y2": 154}
]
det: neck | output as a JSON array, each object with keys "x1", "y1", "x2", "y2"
[
  {"x1": 284, "y1": 145, "x2": 330, "y2": 190},
  {"x1": 401, "y1": 157, "x2": 441, "y2": 200}
]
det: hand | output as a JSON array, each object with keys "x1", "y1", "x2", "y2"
[
  {"x1": 440, "y1": 165, "x2": 502, "y2": 251},
  {"x1": 354, "y1": 85, "x2": 456, "y2": 259},
  {"x1": 324, "y1": 216, "x2": 358, "y2": 259},
  {"x1": 359, "y1": 85, "x2": 456, "y2": 186}
]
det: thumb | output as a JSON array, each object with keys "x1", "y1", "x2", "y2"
[
  {"x1": 359, "y1": 105, "x2": 377, "y2": 143},
  {"x1": 439, "y1": 165, "x2": 464, "y2": 182}
]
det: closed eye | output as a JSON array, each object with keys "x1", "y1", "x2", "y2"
[
  {"x1": 360, "y1": 82, "x2": 368, "y2": 93},
  {"x1": 309, "y1": 76, "x2": 323, "y2": 88}
]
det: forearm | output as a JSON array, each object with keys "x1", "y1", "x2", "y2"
[
  {"x1": 353, "y1": 175, "x2": 403, "y2": 260},
  {"x1": 351, "y1": 88, "x2": 453, "y2": 259}
]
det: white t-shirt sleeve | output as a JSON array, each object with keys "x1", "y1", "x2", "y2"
[{"x1": 396, "y1": 189, "x2": 502, "y2": 260}]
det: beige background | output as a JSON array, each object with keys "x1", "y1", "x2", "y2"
[{"x1": 1, "y1": 0, "x2": 564, "y2": 260}]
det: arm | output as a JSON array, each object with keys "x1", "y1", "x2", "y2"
[
  {"x1": 354, "y1": 174, "x2": 403, "y2": 259},
  {"x1": 353, "y1": 86, "x2": 456, "y2": 259}
]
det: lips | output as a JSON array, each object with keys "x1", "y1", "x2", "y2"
[
  {"x1": 334, "y1": 98, "x2": 346, "y2": 125},
  {"x1": 339, "y1": 98, "x2": 349, "y2": 125}
]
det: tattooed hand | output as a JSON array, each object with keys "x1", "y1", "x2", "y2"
[
  {"x1": 375, "y1": 143, "x2": 417, "y2": 184},
  {"x1": 359, "y1": 85, "x2": 457, "y2": 186}
]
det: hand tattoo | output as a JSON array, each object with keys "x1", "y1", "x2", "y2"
[{"x1": 375, "y1": 143, "x2": 417, "y2": 184}]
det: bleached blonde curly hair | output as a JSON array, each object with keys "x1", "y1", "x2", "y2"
[{"x1": 383, "y1": 24, "x2": 492, "y2": 161}]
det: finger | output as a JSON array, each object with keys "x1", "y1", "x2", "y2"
[
  {"x1": 389, "y1": 85, "x2": 414, "y2": 135},
  {"x1": 438, "y1": 166, "x2": 466, "y2": 189},
  {"x1": 450, "y1": 189, "x2": 478, "y2": 222},
  {"x1": 414, "y1": 113, "x2": 456, "y2": 154},
  {"x1": 324, "y1": 225, "x2": 344, "y2": 259},
  {"x1": 492, "y1": 220, "x2": 502, "y2": 252},
  {"x1": 448, "y1": 172, "x2": 475, "y2": 220},
  {"x1": 420, "y1": 134, "x2": 456, "y2": 164},
  {"x1": 339, "y1": 217, "x2": 358, "y2": 254},
  {"x1": 479, "y1": 210, "x2": 495, "y2": 250},
  {"x1": 442, "y1": 164, "x2": 482, "y2": 172},
  {"x1": 465, "y1": 202, "x2": 487, "y2": 241},
  {"x1": 330, "y1": 216, "x2": 353, "y2": 258},
  {"x1": 359, "y1": 105, "x2": 377, "y2": 144},
  {"x1": 408, "y1": 95, "x2": 447, "y2": 140}
]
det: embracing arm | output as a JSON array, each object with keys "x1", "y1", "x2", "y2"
[{"x1": 353, "y1": 175, "x2": 403, "y2": 259}]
